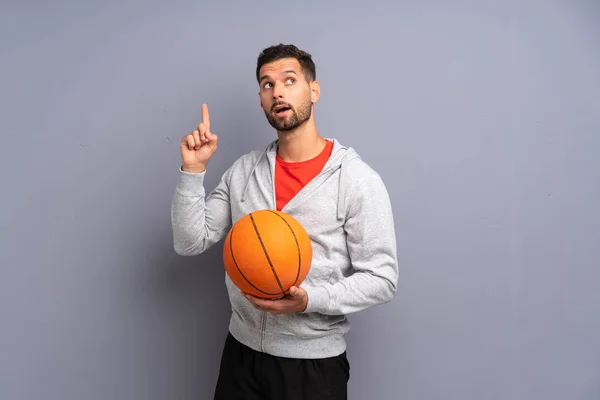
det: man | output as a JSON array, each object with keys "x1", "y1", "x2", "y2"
[{"x1": 171, "y1": 43, "x2": 398, "y2": 400}]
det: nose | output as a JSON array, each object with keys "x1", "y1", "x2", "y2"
[{"x1": 272, "y1": 81, "x2": 284, "y2": 99}]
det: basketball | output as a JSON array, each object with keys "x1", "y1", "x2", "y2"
[{"x1": 223, "y1": 209, "x2": 312, "y2": 299}]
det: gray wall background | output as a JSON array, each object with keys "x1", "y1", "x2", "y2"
[{"x1": 1, "y1": 1, "x2": 599, "y2": 399}]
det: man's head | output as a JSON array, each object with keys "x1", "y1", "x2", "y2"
[{"x1": 256, "y1": 44, "x2": 320, "y2": 132}]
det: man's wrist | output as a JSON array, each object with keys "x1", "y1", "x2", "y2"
[{"x1": 182, "y1": 164, "x2": 206, "y2": 173}]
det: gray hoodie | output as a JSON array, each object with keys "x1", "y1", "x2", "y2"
[{"x1": 171, "y1": 138, "x2": 398, "y2": 359}]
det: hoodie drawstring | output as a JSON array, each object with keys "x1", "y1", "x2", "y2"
[{"x1": 337, "y1": 154, "x2": 349, "y2": 221}]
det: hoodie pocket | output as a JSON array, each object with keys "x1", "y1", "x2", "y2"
[{"x1": 266, "y1": 311, "x2": 347, "y2": 338}]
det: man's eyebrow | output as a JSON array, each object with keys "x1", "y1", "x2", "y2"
[{"x1": 259, "y1": 70, "x2": 298, "y2": 82}]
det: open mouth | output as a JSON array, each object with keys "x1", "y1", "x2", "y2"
[{"x1": 273, "y1": 105, "x2": 292, "y2": 115}]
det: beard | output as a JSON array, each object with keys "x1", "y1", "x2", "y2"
[{"x1": 264, "y1": 96, "x2": 312, "y2": 132}]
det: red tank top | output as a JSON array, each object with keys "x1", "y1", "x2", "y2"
[{"x1": 275, "y1": 140, "x2": 334, "y2": 211}]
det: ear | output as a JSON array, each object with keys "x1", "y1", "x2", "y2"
[{"x1": 310, "y1": 80, "x2": 321, "y2": 104}]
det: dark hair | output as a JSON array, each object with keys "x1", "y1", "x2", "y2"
[{"x1": 256, "y1": 44, "x2": 316, "y2": 83}]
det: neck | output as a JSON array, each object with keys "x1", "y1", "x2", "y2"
[{"x1": 276, "y1": 118, "x2": 326, "y2": 162}]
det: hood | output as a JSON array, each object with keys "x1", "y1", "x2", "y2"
[{"x1": 241, "y1": 138, "x2": 360, "y2": 220}]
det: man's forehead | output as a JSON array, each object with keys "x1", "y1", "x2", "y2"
[{"x1": 260, "y1": 58, "x2": 301, "y2": 76}]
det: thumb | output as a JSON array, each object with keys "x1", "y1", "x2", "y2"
[{"x1": 288, "y1": 286, "x2": 301, "y2": 298}]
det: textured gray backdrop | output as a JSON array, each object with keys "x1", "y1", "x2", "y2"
[{"x1": 1, "y1": 1, "x2": 599, "y2": 399}]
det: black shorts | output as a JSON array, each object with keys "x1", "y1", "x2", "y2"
[{"x1": 213, "y1": 332, "x2": 350, "y2": 400}]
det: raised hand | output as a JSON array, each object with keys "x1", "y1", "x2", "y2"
[{"x1": 180, "y1": 104, "x2": 218, "y2": 173}]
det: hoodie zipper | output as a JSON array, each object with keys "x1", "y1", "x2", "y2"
[
  {"x1": 259, "y1": 160, "x2": 278, "y2": 353},
  {"x1": 260, "y1": 312, "x2": 267, "y2": 351},
  {"x1": 257, "y1": 145, "x2": 345, "y2": 351}
]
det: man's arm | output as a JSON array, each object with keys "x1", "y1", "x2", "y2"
[
  {"x1": 172, "y1": 103, "x2": 231, "y2": 256},
  {"x1": 171, "y1": 166, "x2": 233, "y2": 256},
  {"x1": 245, "y1": 166, "x2": 398, "y2": 316},
  {"x1": 303, "y1": 168, "x2": 398, "y2": 315}
]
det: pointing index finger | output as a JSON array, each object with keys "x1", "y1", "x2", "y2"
[{"x1": 202, "y1": 103, "x2": 210, "y2": 132}]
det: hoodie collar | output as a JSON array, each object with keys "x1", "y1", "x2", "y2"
[{"x1": 241, "y1": 138, "x2": 359, "y2": 220}]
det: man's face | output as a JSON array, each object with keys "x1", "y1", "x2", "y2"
[{"x1": 258, "y1": 58, "x2": 318, "y2": 132}]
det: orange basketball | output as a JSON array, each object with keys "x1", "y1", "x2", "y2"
[{"x1": 223, "y1": 209, "x2": 312, "y2": 299}]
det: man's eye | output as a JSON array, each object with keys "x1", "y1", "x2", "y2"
[
  {"x1": 286, "y1": 78, "x2": 295, "y2": 84},
  {"x1": 264, "y1": 82, "x2": 272, "y2": 89}
]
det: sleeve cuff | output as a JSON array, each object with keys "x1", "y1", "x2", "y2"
[
  {"x1": 177, "y1": 166, "x2": 206, "y2": 196},
  {"x1": 303, "y1": 285, "x2": 331, "y2": 314}
]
